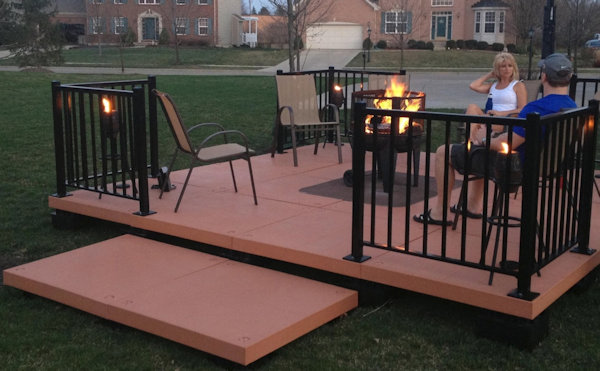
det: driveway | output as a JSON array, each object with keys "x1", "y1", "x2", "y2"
[{"x1": 260, "y1": 49, "x2": 360, "y2": 73}]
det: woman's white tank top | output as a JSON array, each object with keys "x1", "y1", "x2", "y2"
[{"x1": 488, "y1": 80, "x2": 518, "y2": 112}]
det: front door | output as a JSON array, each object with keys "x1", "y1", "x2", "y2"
[
  {"x1": 142, "y1": 17, "x2": 158, "y2": 41},
  {"x1": 431, "y1": 12, "x2": 452, "y2": 40}
]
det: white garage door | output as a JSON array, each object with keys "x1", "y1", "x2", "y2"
[{"x1": 306, "y1": 23, "x2": 363, "y2": 50}]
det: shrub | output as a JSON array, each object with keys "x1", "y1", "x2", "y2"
[
  {"x1": 465, "y1": 39, "x2": 477, "y2": 49},
  {"x1": 476, "y1": 41, "x2": 489, "y2": 50},
  {"x1": 416, "y1": 40, "x2": 427, "y2": 49},
  {"x1": 492, "y1": 42, "x2": 504, "y2": 52},
  {"x1": 376, "y1": 40, "x2": 387, "y2": 49},
  {"x1": 426, "y1": 41, "x2": 434, "y2": 50},
  {"x1": 120, "y1": 28, "x2": 136, "y2": 47},
  {"x1": 446, "y1": 40, "x2": 456, "y2": 49},
  {"x1": 407, "y1": 39, "x2": 417, "y2": 49},
  {"x1": 456, "y1": 39, "x2": 465, "y2": 49},
  {"x1": 507, "y1": 43, "x2": 517, "y2": 54},
  {"x1": 159, "y1": 28, "x2": 170, "y2": 45}
]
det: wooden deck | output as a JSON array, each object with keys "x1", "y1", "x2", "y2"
[{"x1": 4, "y1": 143, "x2": 600, "y2": 363}]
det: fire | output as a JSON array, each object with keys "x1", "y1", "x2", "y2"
[
  {"x1": 102, "y1": 97, "x2": 112, "y2": 114},
  {"x1": 501, "y1": 142, "x2": 509, "y2": 154},
  {"x1": 365, "y1": 77, "x2": 424, "y2": 134}
]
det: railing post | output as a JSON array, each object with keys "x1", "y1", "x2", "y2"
[
  {"x1": 132, "y1": 87, "x2": 155, "y2": 216},
  {"x1": 344, "y1": 102, "x2": 370, "y2": 263},
  {"x1": 147, "y1": 75, "x2": 159, "y2": 178},
  {"x1": 51, "y1": 81, "x2": 68, "y2": 198},
  {"x1": 568, "y1": 74, "x2": 578, "y2": 101},
  {"x1": 511, "y1": 113, "x2": 541, "y2": 300},
  {"x1": 573, "y1": 100, "x2": 599, "y2": 255}
]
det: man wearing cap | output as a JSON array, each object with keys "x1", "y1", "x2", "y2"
[{"x1": 414, "y1": 53, "x2": 576, "y2": 226}]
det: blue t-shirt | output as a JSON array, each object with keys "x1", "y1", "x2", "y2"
[{"x1": 513, "y1": 94, "x2": 577, "y2": 160}]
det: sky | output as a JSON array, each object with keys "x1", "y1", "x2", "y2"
[{"x1": 247, "y1": 0, "x2": 274, "y2": 12}]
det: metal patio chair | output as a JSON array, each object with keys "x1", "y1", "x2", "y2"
[
  {"x1": 272, "y1": 74, "x2": 342, "y2": 167},
  {"x1": 154, "y1": 89, "x2": 257, "y2": 212}
]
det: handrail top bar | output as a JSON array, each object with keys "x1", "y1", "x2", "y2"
[
  {"x1": 58, "y1": 85, "x2": 134, "y2": 95},
  {"x1": 277, "y1": 68, "x2": 406, "y2": 75},
  {"x1": 65, "y1": 79, "x2": 151, "y2": 87},
  {"x1": 538, "y1": 104, "x2": 596, "y2": 123}
]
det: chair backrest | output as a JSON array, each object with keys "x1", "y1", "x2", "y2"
[
  {"x1": 154, "y1": 90, "x2": 194, "y2": 154},
  {"x1": 523, "y1": 79, "x2": 543, "y2": 103},
  {"x1": 368, "y1": 74, "x2": 410, "y2": 91},
  {"x1": 276, "y1": 74, "x2": 322, "y2": 125},
  {"x1": 594, "y1": 91, "x2": 600, "y2": 102}
]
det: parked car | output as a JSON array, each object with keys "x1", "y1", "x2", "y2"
[{"x1": 585, "y1": 39, "x2": 600, "y2": 48}]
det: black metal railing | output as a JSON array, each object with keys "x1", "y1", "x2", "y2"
[
  {"x1": 346, "y1": 100, "x2": 599, "y2": 299},
  {"x1": 570, "y1": 75, "x2": 600, "y2": 107},
  {"x1": 274, "y1": 67, "x2": 406, "y2": 153},
  {"x1": 51, "y1": 77, "x2": 158, "y2": 216}
]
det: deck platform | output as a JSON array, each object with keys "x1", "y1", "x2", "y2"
[
  {"x1": 3, "y1": 234, "x2": 358, "y2": 366},
  {"x1": 4, "y1": 143, "x2": 600, "y2": 362}
]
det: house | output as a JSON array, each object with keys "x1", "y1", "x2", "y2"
[
  {"x1": 50, "y1": 0, "x2": 245, "y2": 47},
  {"x1": 302, "y1": 0, "x2": 514, "y2": 50}
]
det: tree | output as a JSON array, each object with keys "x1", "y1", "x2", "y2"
[
  {"x1": 508, "y1": 0, "x2": 545, "y2": 50},
  {"x1": 268, "y1": 0, "x2": 334, "y2": 72},
  {"x1": 10, "y1": 0, "x2": 63, "y2": 67},
  {"x1": 381, "y1": 0, "x2": 426, "y2": 69},
  {"x1": 163, "y1": 0, "x2": 194, "y2": 65},
  {"x1": 0, "y1": 0, "x2": 18, "y2": 46},
  {"x1": 259, "y1": 6, "x2": 271, "y2": 15},
  {"x1": 555, "y1": 0, "x2": 600, "y2": 72}
]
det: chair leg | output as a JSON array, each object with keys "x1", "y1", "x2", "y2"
[
  {"x1": 228, "y1": 160, "x2": 238, "y2": 192},
  {"x1": 452, "y1": 180, "x2": 469, "y2": 230},
  {"x1": 290, "y1": 125, "x2": 298, "y2": 167},
  {"x1": 271, "y1": 118, "x2": 281, "y2": 158},
  {"x1": 174, "y1": 158, "x2": 196, "y2": 213},
  {"x1": 336, "y1": 126, "x2": 343, "y2": 164},
  {"x1": 314, "y1": 128, "x2": 320, "y2": 155},
  {"x1": 160, "y1": 149, "x2": 179, "y2": 200},
  {"x1": 247, "y1": 156, "x2": 258, "y2": 205}
]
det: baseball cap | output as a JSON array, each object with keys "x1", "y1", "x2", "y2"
[{"x1": 537, "y1": 53, "x2": 573, "y2": 84}]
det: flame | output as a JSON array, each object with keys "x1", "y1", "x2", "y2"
[
  {"x1": 102, "y1": 98, "x2": 112, "y2": 114},
  {"x1": 365, "y1": 77, "x2": 423, "y2": 134},
  {"x1": 501, "y1": 142, "x2": 509, "y2": 154},
  {"x1": 334, "y1": 84, "x2": 342, "y2": 92},
  {"x1": 467, "y1": 140, "x2": 472, "y2": 151}
]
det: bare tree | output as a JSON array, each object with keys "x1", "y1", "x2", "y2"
[
  {"x1": 508, "y1": 0, "x2": 546, "y2": 48},
  {"x1": 162, "y1": 0, "x2": 194, "y2": 65},
  {"x1": 268, "y1": 0, "x2": 334, "y2": 72},
  {"x1": 555, "y1": 0, "x2": 600, "y2": 72},
  {"x1": 380, "y1": 0, "x2": 426, "y2": 69},
  {"x1": 88, "y1": 0, "x2": 106, "y2": 56}
]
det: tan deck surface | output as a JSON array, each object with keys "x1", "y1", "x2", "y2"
[
  {"x1": 3, "y1": 234, "x2": 358, "y2": 366},
  {"x1": 38, "y1": 143, "x2": 600, "y2": 321}
]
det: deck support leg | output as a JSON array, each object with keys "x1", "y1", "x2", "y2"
[
  {"x1": 475, "y1": 310, "x2": 549, "y2": 350},
  {"x1": 51, "y1": 210, "x2": 84, "y2": 230}
]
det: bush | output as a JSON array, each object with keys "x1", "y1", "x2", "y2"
[
  {"x1": 407, "y1": 39, "x2": 417, "y2": 49},
  {"x1": 120, "y1": 28, "x2": 136, "y2": 47},
  {"x1": 426, "y1": 41, "x2": 434, "y2": 50},
  {"x1": 492, "y1": 42, "x2": 504, "y2": 52},
  {"x1": 446, "y1": 40, "x2": 457, "y2": 49},
  {"x1": 476, "y1": 41, "x2": 489, "y2": 50},
  {"x1": 415, "y1": 40, "x2": 427, "y2": 49},
  {"x1": 456, "y1": 39, "x2": 465, "y2": 49},
  {"x1": 376, "y1": 40, "x2": 387, "y2": 49},
  {"x1": 507, "y1": 43, "x2": 517, "y2": 54},
  {"x1": 159, "y1": 28, "x2": 170, "y2": 45},
  {"x1": 465, "y1": 39, "x2": 477, "y2": 49}
]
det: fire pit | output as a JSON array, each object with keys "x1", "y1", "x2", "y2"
[{"x1": 349, "y1": 81, "x2": 426, "y2": 192}]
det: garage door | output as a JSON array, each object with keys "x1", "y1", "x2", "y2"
[{"x1": 306, "y1": 22, "x2": 363, "y2": 50}]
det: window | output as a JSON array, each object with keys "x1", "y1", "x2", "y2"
[
  {"x1": 484, "y1": 12, "x2": 495, "y2": 33},
  {"x1": 139, "y1": 0, "x2": 159, "y2": 4},
  {"x1": 113, "y1": 0, "x2": 126, "y2": 4},
  {"x1": 198, "y1": 0, "x2": 208, "y2": 4},
  {"x1": 432, "y1": 0, "x2": 452, "y2": 6},
  {"x1": 198, "y1": 18, "x2": 208, "y2": 35},
  {"x1": 499, "y1": 11, "x2": 505, "y2": 33},
  {"x1": 175, "y1": 18, "x2": 187, "y2": 35},
  {"x1": 113, "y1": 17, "x2": 127, "y2": 34},
  {"x1": 384, "y1": 11, "x2": 411, "y2": 34},
  {"x1": 91, "y1": 17, "x2": 104, "y2": 34},
  {"x1": 176, "y1": 0, "x2": 187, "y2": 4},
  {"x1": 475, "y1": 12, "x2": 480, "y2": 33}
]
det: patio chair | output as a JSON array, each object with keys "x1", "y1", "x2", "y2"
[
  {"x1": 154, "y1": 89, "x2": 257, "y2": 212},
  {"x1": 272, "y1": 74, "x2": 342, "y2": 167}
]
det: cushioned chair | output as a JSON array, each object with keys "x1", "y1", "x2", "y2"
[
  {"x1": 154, "y1": 89, "x2": 257, "y2": 212},
  {"x1": 272, "y1": 74, "x2": 342, "y2": 167}
]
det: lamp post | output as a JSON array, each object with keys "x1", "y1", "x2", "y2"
[
  {"x1": 367, "y1": 22, "x2": 372, "y2": 62},
  {"x1": 527, "y1": 28, "x2": 534, "y2": 80}
]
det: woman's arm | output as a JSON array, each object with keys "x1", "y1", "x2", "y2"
[{"x1": 469, "y1": 71, "x2": 496, "y2": 94}]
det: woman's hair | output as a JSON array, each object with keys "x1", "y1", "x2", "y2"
[{"x1": 492, "y1": 52, "x2": 520, "y2": 81}]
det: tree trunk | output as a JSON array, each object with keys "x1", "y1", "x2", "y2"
[{"x1": 287, "y1": 0, "x2": 295, "y2": 72}]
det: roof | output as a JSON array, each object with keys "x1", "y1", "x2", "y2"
[{"x1": 472, "y1": 0, "x2": 510, "y2": 8}]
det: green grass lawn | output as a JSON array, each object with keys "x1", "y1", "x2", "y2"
[{"x1": 1, "y1": 71, "x2": 599, "y2": 370}]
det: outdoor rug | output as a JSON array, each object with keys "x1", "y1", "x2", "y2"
[{"x1": 300, "y1": 171, "x2": 461, "y2": 207}]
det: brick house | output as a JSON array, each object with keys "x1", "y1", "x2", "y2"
[
  {"x1": 78, "y1": 0, "x2": 243, "y2": 47},
  {"x1": 301, "y1": 0, "x2": 514, "y2": 49}
]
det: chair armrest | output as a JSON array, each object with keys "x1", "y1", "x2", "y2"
[
  {"x1": 198, "y1": 129, "x2": 252, "y2": 152},
  {"x1": 188, "y1": 122, "x2": 226, "y2": 132},
  {"x1": 277, "y1": 105, "x2": 294, "y2": 125}
]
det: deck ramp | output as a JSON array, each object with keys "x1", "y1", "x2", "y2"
[{"x1": 3, "y1": 234, "x2": 358, "y2": 366}]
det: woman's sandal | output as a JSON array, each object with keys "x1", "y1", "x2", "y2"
[
  {"x1": 413, "y1": 210, "x2": 452, "y2": 226},
  {"x1": 450, "y1": 205, "x2": 483, "y2": 219}
]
